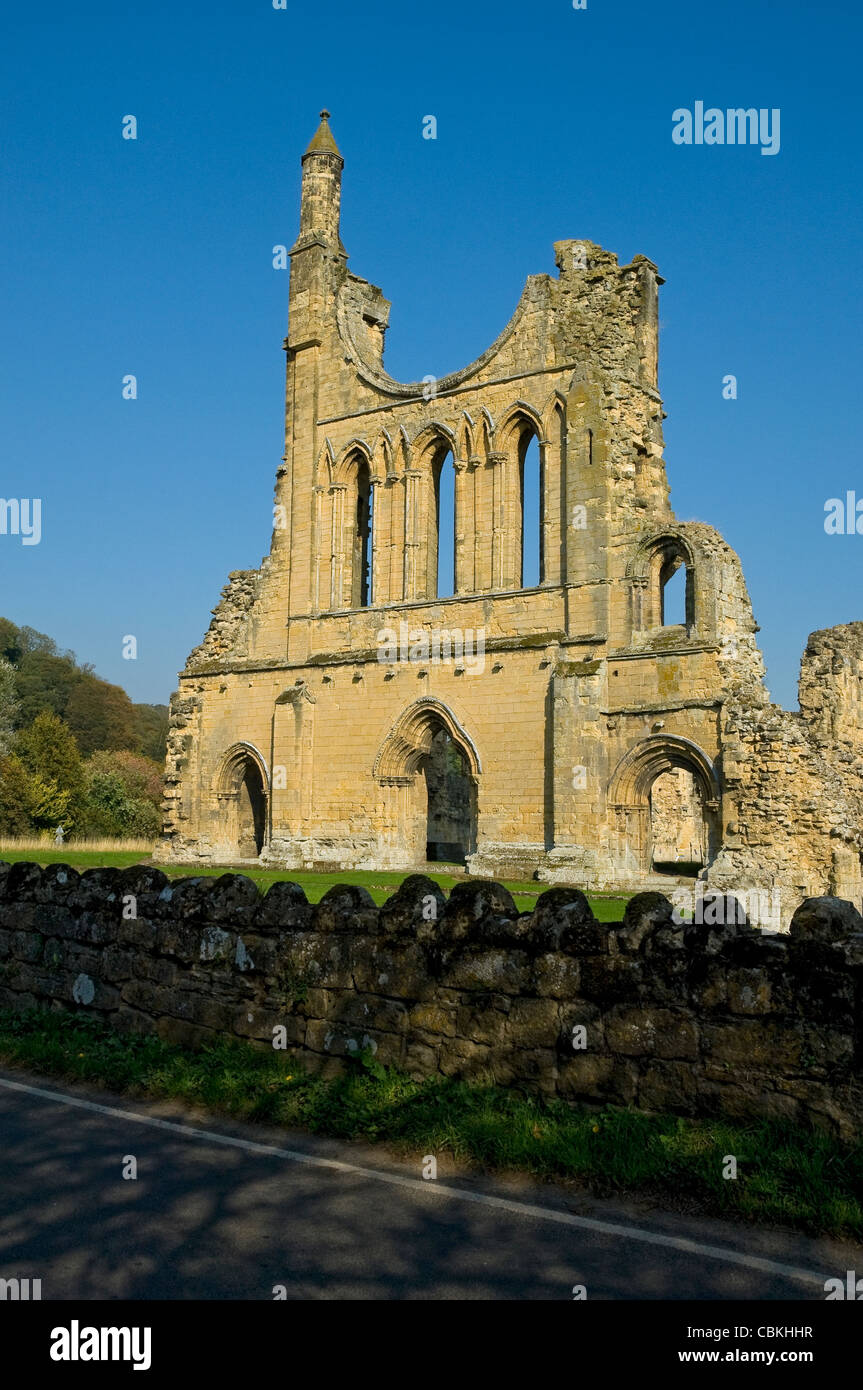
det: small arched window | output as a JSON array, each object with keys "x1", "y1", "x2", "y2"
[
  {"x1": 660, "y1": 558, "x2": 686, "y2": 625},
  {"x1": 627, "y1": 532, "x2": 697, "y2": 638},
  {"x1": 657, "y1": 548, "x2": 693, "y2": 630}
]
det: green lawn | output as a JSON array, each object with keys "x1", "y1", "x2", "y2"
[
  {"x1": 1, "y1": 1006, "x2": 860, "y2": 1238},
  {"x1": 0, "y1": 847, "x2": 631, "y2": 918},
  {"x1": 0, "y1": 848, "x2": 149, "y2": 871}
]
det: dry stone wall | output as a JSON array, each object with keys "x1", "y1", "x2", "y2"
[{"x1": 1, "y1": 862, "x2": 862, "y2": 1138}]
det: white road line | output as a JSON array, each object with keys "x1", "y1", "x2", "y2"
[{"x1": 0, "y1": 1072, "x2": 829, "y2": 1290}]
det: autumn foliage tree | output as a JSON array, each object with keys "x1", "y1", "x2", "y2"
[
  {"x1": 0, "y1": 618, "x2": 167, "y2": 760},
  {"x1": 0, "y1": 620, "x2": 168, "y2": 840}
]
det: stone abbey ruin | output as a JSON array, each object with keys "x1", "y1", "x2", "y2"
[{"x1": 157, "y1": 113, "x2": 863, "y2": 928}]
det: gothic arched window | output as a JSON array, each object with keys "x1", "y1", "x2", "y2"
[
  {"x1": 433, "y1": 449, "x2": 456, "y2": 598},
  {"x1": 519, "y1": 431, "x2": 543, "y2": 587},
  {"x1": 352, "y1": 455, "x2": 373, "y2": 608}
]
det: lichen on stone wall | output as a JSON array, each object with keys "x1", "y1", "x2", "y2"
[{"x1": 2, "y1": 862, "x2": 862, "y2": 1138}]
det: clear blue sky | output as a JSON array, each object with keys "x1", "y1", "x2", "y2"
[{"x1": 1, "y1": 0, "x2": 860, "y2": 710}]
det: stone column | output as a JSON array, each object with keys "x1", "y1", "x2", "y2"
[
  {"x1": 537, "y1": 436, "x2": 551, "y2": 585},
  {"x1": 389, "y1": 475, "x2": 404, "y2": 603},
  {"x1": 329, "y1": 484, "x2": 347, "y2": 610},
  {"x1": 313, "y1": 485, "x2": 324, "y2": 613},
  {"x1": 454, "y1": 458, "x2": 468, "y2": 593},
  {"x1": 507, "y1": 445, "x2": 523, "y2": 589},
  {"x1": 488, "y1": 451, "x2": 507, "y2": 590},
  {"x1": 403, "y1": 470, "x2": 422, "y2": 599},
  {"x1": 469, "y1": 456, "x2": 483, "y2": 592},
  {"x1": 369, "y1": 475, "x2": 381, "y2": 606}
]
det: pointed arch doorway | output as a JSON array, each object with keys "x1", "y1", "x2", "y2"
[
  {"x1": 422, "y1": 727, "x2": 475, "y2": 863},
  {"x1": 216, "y1": 743, "x2": 269, "y2": 860},
  {"x1": 374, "y1": 699, "x2": 480, "y2": 866},
  {"x1": 607, "y1": 735, "x2": 720, "y2": 879}
]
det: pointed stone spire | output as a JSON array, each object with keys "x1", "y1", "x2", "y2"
[{"x1": 304, "y1": 109, "x2": 342, "y2": 161}]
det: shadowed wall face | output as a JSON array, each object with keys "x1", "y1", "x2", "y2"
[
  {"x1": 237, "y1": 764, "x2": 266, "y2": 858},
  {"x1": 2, "y1": 861, "x2": 862, "y2": 1140}
]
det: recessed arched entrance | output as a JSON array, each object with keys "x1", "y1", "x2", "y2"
[
  {"x1": 649, "y1": 766, "x2": 706, "y2": 874},
  {"x1": 422, "y1": 727, "x2": 475, "y2": 863},
  {"x1": 607, "y1": 736, "x2": 720, "y2": 879},
  {"x1": 374, "y1": 699, "x2": 480, "y2": 866},
  {"x1": 216, "y1": 744, "x2": 269, "y2": 860}
]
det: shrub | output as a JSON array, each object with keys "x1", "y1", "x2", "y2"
[{"x1": 83, "y1": 768, "x2": 161, "y2": 838}]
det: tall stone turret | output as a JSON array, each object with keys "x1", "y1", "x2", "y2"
[
  {"x1": 277, "y1": 111, "x2": 348, "y2": 610},
  {"x1": 288, "y1": 109, "x2": 346, "y2": 342}
]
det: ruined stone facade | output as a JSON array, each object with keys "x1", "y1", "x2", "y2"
[{"x1": 157, "y1": 113, "x2": 863, "y2": 924}]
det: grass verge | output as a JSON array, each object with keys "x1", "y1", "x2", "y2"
[
  {"x1": 0, "y1": 1006, "x2": 860, "y2": 1239},
  {"x1": 0, "y1": 837, "x2": 156, "y2": 856}
]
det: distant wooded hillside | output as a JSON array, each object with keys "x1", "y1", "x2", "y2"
[
  {"x1": 0, "y1": 619, "x2": 168, "y2": 839},
  {"x1": 0, "y1": 618, "x2": 167, "y2": 760}
]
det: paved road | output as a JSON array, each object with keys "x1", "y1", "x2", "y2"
[{"x1": 0, "y1": 1068, "x2": 855, "y2": 1300}]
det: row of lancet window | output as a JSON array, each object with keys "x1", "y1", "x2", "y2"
[
  {"x1": 332, "y1": 416, "x2": 549, "y2": 611},
  {"x1": 324, "y1": 415, "x2": 695, "y2": 631}
]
